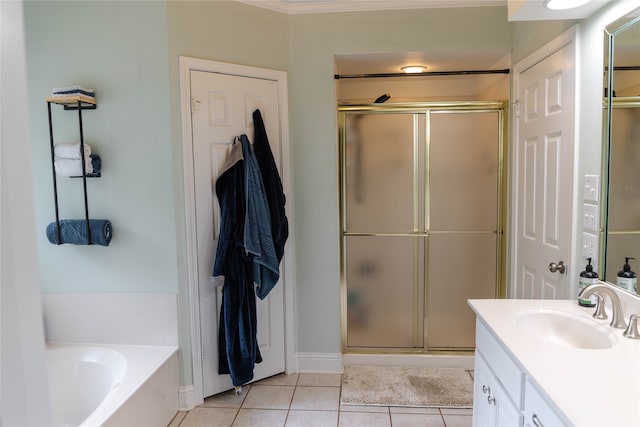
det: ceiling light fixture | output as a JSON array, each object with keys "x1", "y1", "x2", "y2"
[
  {"x1": 543, "y1": 0, "x2": 591, "y2": 10},
  {"x1": 401, "y1": 65, "x2": 427, "y2": 74}
]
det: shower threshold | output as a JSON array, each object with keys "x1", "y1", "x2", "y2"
[{"x1": 342, "y1": 352, "x2": 474, "y2": 370}]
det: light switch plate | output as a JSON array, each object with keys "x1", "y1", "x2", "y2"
[
  {"x1": 584, "y1": 175, "x2": 599, "y2": 203},
  {"x1": 583, "y1": 204, "x2": 599, "y2": 232},
  {"x1": 583, "y1": 232, "x2": 598, "y2": 259}
]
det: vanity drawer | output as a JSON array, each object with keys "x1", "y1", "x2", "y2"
[
  {"x1": 475, "y1": 319, "x2": 524, "y2": 407},
  {"x1": 523, "y1": 378, "x2": 568, "y2": 427}
]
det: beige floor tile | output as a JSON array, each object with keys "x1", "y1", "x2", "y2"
[
  {"x1": 339, "y1": 404, "x2": 389, "y2": 413},
  {"x1": 255, "y1": 373, "x2": 299, "y2": 386},
  {"x1": 202, "y1": 387, "x2": 251, "y2": 408},
  {"x1": 179, "y1": 407, "x2": 238, "y2": 427},
  {"x1": 297, "y1": 373, "x2": 342, "y2": 387},
  {"x1": 337, "y1": 411, "x2": 391, "y2": 427},
  {"x1": 285, "y1": 410, "x2": 339, "y2": 427},
  {"x1": 242, "y1": 385, "x2": 295, "y2": 410},
  {"x1": 167, "y1": 411, "x2": 187, "y2": 427},
  {"x1": 441, "y1": 414, "x2": 473, "y2": 427},
  {"x1": 233, "y1": 409, "x2": 288, "y2": 427},
  {"x1": 290, "y1": 386, "x2": 341, "y2": 411},
  {"x1": 391, "y1": 413, "x2": 445, "y2": 427},
  {"x1": 389, "y1": 406, "x2": 441, "y2": 414}
]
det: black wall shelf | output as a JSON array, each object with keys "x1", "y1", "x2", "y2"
[{"x1": 46, "y1": 96, "x2": 98, "y2": 244}]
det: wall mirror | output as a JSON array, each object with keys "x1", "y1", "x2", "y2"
[{"x1": 602, "y1": 7, "x2": 640, "y2": 290}]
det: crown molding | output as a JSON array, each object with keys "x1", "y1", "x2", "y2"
[{"x1": 236, "y1": 0, "x2": 506, "y2": 15}]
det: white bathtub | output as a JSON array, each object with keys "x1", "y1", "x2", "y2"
[{"x1": 47, "y1": 343, "x2": 178, "y2": 427}]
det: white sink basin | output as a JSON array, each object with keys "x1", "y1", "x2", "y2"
[{"x1": 516, "y1": 309, "x2": 617, "y2": 349}]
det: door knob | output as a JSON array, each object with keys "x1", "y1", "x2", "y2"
[{"x1": 549, "y1": 261, "x2": 566, "y2": 274}]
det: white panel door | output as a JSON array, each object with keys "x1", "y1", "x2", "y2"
[
  {"x1": 190, "y1": 69, "x2": 285, "y2": 397},
  {"x1": 514, "y1": 44, "x2": 574, "y2": 299}
]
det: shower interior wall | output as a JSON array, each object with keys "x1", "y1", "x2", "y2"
[{"x1": 335, "y1": 72, "x2": 511, "y2": 104}]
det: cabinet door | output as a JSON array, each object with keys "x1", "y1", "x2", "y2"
[
  {"x1": 494, "y1": 381, "x2": 522, "y2": 427},
  {"x1": 473, "y1": 353, "x2": 496, "y2": 426},
  {"x1": 523, "y1": 379, "x2": 568, "y2": 427},
  {"x1": 474, "y1": 352, "x2": 522, "y2": 427}
]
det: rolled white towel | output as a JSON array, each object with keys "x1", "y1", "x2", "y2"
[
  {"x1": 54, "y1": 142, "x2": 91, "y2": 159},
  {"x1": 54, "y1": 157, "x2": 93, "y2": 176}
]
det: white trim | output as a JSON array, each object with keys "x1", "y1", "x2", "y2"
[
  {"x1": 509, "y1": 26, "x2": 578, "y2": 298},
  {"x1": 295, "y1": 353, "x2": 344, "y2": 373},
  {"x1": 179, "y1": 56, "x2": 295, "y2": 404},
  {"x1": 235, "y1": 0, "x2": 504, "y2": 15},
  {"x1": 178, "y1": 385, "x2": 198, "y2": 411}
]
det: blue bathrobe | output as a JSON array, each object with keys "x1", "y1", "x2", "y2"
[
  {"x1": 241, "y1": 132, "x2": 280, "y2": 301},
  {"x1": 212, "y1": 139, "x2": 262, "y2": 386}
]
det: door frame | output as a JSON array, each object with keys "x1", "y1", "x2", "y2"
[
  {"x1": 179, "y1": 56, "x2": 295, "y2": 406},
  {"x1": 510, "y1": 26, "x2": 578, "y2": 298}
]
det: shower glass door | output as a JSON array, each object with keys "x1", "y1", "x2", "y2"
[
  {"x1": 339, "y1": 103, "x2": 505, "y2": 352},
  {"x1": 343, "y1": 112, "x2": 425, "y2": 348}
]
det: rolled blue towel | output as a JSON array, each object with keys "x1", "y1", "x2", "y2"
[
  {"x1": 90, "y1": 154, "x2": 101, "y2": 174},
  {"x1": 46, "y1": 219, "x2": 112, "y2": 246}
]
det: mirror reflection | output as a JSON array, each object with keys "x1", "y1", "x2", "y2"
[{"x1": 603, "y1": 8, "x2": 640, "y2": 292}]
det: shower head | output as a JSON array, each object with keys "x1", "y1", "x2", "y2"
[{"x1": 374, "y1": 93, "x2": 390, "y2": 103}]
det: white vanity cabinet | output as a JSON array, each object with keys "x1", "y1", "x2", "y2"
[
  {"x1": 469, "y1": 298, "x2": 640, "y2": 426},
  {"x1": 522, "y1": 379, "x2": 565, "y2": 427},
  {"x1": 473, "y1": 320, "x2": 523, "y2": 427},
  {"x1": 473, "y1": 351, "x2": 521, "y2": 426},
  {"x1": 473, "y1": 319, "x2": 568, "y2": 427}
]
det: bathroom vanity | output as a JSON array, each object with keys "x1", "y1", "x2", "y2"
[{"x1": 469, "y1": 296, "x2": 640, "y2": 427}]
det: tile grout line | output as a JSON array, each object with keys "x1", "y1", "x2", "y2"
[{"x1": 177, "y1": 372, "x2": 472, "y2": 427}]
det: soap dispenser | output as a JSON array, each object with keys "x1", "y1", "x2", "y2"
[
  {"x1": 578, "y1": 257, "x2": 598, "y2": 307},
  {"x1": 617, "y1": 257, "x2": 637, "y2": 293}
]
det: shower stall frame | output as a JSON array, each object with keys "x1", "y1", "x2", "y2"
[{"x1": 337, "y1": 101, "x2": 508, "y2": 355}]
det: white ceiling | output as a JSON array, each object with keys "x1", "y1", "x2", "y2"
[{"x1": 508, "y1": 0, "x2": 611, "y2": 21}]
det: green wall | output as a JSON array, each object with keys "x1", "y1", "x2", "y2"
[
  {"x1": 22, "y1": 0, "x2": 634, "y2": 392},
  {"x1": 511, "y1": 19, "x2": 577, "y2": 65},
  {"x1": 288, "y1": 6, "x2": 512, "y2": 353},
  {"x1": 24, "y1": 1, "x2": 177, "y2": 295},
  {"x1": 165, "y1": 0, "x2": 290, "y2": 386}
]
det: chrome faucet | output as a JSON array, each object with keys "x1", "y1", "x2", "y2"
[{"x1": 579, "y1": 282, "x2": 627, "y2": 329}]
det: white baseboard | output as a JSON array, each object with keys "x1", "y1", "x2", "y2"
[
  {"x1": 179, "y1": 385, "x2": 200, "y2": 411},
  {"x1": 295, "y1": 352, "x2": 343, "y2": 373}
]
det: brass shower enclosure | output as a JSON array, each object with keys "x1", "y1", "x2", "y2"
[{"x1": 338, "y1": 101, "x2": 507, "y2": 354}]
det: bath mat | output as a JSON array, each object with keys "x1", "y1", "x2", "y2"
[{"x1": 341, "y1": 365, "x2": 473, "y2": 408}]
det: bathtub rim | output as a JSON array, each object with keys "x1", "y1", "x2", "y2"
[{"x1": 46, "y1": 342, "x2": 178, "y2": 427}]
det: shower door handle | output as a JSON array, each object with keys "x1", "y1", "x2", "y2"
[{"x1": 548, "y1": 261, "x2": 566, "y2": 274}]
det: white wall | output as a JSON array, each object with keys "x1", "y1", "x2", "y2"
[
  {"x1": 1, "y1": 1, "x2": 51, "y2": 424},
  {"x1": 574, "y1": 0, "x2": 640, "y2": 292}
]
